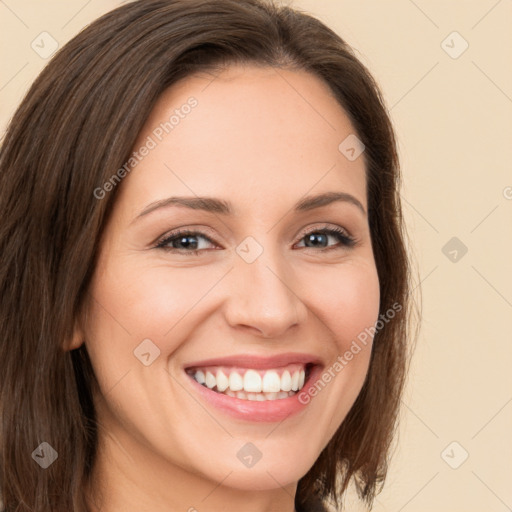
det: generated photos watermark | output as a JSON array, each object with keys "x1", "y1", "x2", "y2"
[
  {"x1": 93, "y1": 96, "x2": 198, "y2": 200},
  {"x1": 298, "y1": 301, "x2": 402, "y2": 404}
]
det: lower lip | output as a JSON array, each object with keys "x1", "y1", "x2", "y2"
[{"x1": 184, "y1": 365, "x2": 323, "y2": 423}]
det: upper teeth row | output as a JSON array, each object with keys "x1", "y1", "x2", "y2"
[{"x1": 192, "y1": 368, "x2": 306, "y2": 393}]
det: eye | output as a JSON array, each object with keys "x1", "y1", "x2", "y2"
[
  {"x1": 295, "y1": 226, "x2": 356, "y2": 251},
  {"x1": 155, "y1": 230, "x2": 215, "y2": 255},
  {"x1": 154, "y1": 225, "x2": 357, "y2": 255}
]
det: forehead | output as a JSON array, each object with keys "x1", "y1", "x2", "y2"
[{"x1": 117, "y1": 64, "x2": 367, "y2": 218}]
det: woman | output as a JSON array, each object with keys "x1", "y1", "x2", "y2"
[{"x1": 0, "y1": 1, "x2": 415, "y2": 511}]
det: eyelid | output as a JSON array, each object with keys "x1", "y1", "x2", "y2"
[
  {"x1": 153, "y1": 225, "x2": 219, "y2": 248},
  {"x1": 295, "y1": 223, "x2": 354, "y2": 242}
]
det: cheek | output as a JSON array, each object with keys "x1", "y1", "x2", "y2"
[
  {"x1": 88, "y1": 258, "x2": 214, "y2": 337},
  {"x1": 305, "y1": 261, "x2": 380, "y2": 349},
  {"x1": 83, "y1": 258, "x2": 224, "y2": 384},
  {"x1": 296, "y1": 262, "x2": 380, "y2": 437}
]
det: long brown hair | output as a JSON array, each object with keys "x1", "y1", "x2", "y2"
[{"x1": 0, "y1": 1, "x2": 416, "y2": 510}]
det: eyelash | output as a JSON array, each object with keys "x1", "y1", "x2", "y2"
[{"x1": 154, "y1": 225, "x2": 357, "y2": 256}]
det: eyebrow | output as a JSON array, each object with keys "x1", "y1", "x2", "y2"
[{"x1": 131, "y1": 191, "x2": 366, "y2": 224}]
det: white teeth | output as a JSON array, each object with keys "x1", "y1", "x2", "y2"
[
  {"x1": 229, "y1": 372, "x2": 243, "y2": 391},
  {"x1": 298, "y1": 369, "x2": 305, "y2": 389},
  {"x1": 291, "y1": 370, "x2": 299, "y2": 391},
  {"x1": 194, "y1": 370, "x2": 205, "y2": 385},
  {"x1": 243, "y1": 369, "x2": 262, "y2": 392},
  {"x1": 281, "y1": 370, "x2": 292, "y2": 392},
  {"x1": 205, "y1": 371, "x2": 216, "y2": 389},
  {"x1": 190, "y1": 364, "x2": 311, "y2": 399},
  {"x1": 262, "y1": 370, "x2": 281, "y2": 392},
  {"x1": 216, "y1": 370, "x2": 229, "y2": 392}
]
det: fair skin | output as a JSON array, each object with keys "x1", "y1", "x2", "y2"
[{"x1": 70, "y1": 64, "x2": 380, "y2": 512}]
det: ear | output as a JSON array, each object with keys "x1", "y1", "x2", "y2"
[
  {"x1": 63, "y1": 315, "x2": 86, "y2": 351},
  {"x1": 65, "y1": 328, "x2": 85, "y2": 351}
]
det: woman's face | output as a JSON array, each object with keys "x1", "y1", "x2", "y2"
[{"x1": 79, "y1": 64, "x2": 380, "y2": 498}]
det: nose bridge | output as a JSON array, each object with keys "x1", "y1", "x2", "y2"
[{"x1": 224, "y1": 238, "x2": 304, "y2": 337}]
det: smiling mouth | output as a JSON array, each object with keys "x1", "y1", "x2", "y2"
[{"x1": 185, "y1": 363, "x2": 314, "y2": 402}]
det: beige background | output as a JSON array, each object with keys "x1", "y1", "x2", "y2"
[{"x1": 1, "y1": 1, "x2": 511, "y2": 511}]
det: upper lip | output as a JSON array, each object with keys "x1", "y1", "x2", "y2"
[{"x1": 184, "y1": 352, "x2": 323, "y2": 370}]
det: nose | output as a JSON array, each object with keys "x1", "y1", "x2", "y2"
[{"x1": 223, "y1": 245, "x2": 307, "y2": 339}]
